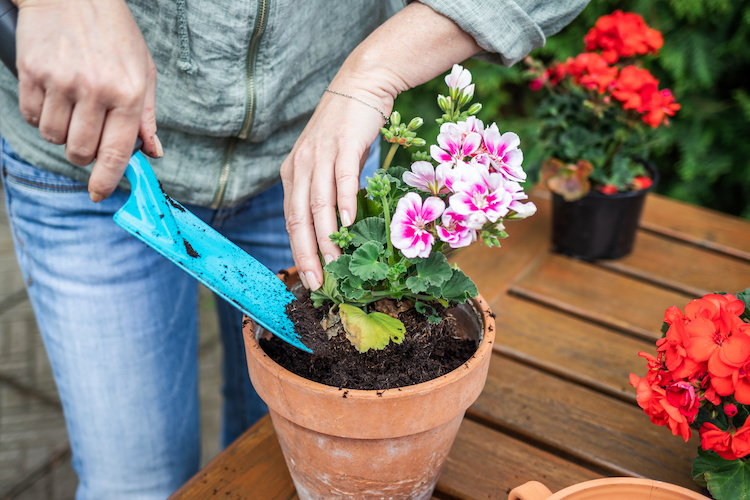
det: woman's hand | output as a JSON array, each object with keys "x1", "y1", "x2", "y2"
[
  {"x1": 281, "y1": 1, "x2": 480, "y2": 290},
  {"x1": 281, "y1": 82, "x2": 391, "y2": 291},
  {"x1": 15, "y1": 0, "x2": 161, "y2": 202}
]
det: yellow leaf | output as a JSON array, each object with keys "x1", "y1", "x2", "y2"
[{"x1": 338, "y1": 304, "x2": 406, "y2": 353}]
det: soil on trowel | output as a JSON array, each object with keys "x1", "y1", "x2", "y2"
[{"x1": 259, "y1": 288, "x2": 478, "y2": 391}]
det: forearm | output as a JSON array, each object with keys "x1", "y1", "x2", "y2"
[{"x1": 329, "y1": 2, "x2": 481, "y2": 114}]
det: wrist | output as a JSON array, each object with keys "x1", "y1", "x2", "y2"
[{"x1": 331, "y1": 2, "x2": 480, "y2": 113}]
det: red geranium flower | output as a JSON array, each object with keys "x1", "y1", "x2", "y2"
[
  {"x1": 629, "y1": 373, "x2": 693, "y2": 441},
  {"x1": 564, "y1": 53, "x2": 619, "y2": 94},
  {"x1": 640, "y1": 88, "x2": 681, "y2": 128},
  {"x1": 711, "y1": 358, "x2": 750, "y2": 404},
  {"x1": 657, "y1": 306, "x2": 705, "y2": 380},
  {"x1": 631, "y1": 176, "x2": 652, "y2": 190},
  {"x1": 665, "y1": 380, "x2": 701, "y2": 419},
  {"x1": 611, "y1": 66, "x2": 659, "y2": 111},
  {"x1": 699, "y1": 419, "x2": 750, "y2": 460},
  {"x1": 584, "y1": 10, "x2": 664, "y2": 64},
  {"x1": 683, "y1": 294, "x2": 750, "y2": 380}
]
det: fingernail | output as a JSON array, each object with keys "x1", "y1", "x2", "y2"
[
  {"x1": 324, "y1": 254, "x2": 335, "y2": 265},
  {"x1": 154, "y1": 134, "x2": 164, "y2": 158},
  {"x1": 305, "y1": 271, "x2": 321, "y2": 291},
  {"x1": 340, "y1": 210, "x2": 352, "y2": 227},
  {"x1": 299, "y1": 272, "x2": 309, "y2": 289},
  {"x1": 89, "y1": 191, "x2": 104, "y2": 203}
]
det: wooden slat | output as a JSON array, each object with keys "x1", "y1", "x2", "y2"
[
  {"x1": 437, "y1": 418, "x2": 602, "y2": 499},
  {"x1": 493, "y1": 294, "x2": 655, "y2": 403},
  {"x1": 450, "y1": 192, "x2": 551, "y2": 306},
  {"x1": 599, "y1": 231, "x2": 750, "y2": 297},
  {"x1": 470, "y1": 356, "x2": 700, "y2": 491},
  {"x1": 510, "y1": 253, "x2": 694, "y2": 341},
  {"x1": 641, "y1": 194, "x2": 750, "y2": 262},
  {"x1": 170, "y1": 416, "x2": 296, "y2": 500}
]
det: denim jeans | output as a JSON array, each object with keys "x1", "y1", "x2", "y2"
[{"x1": 0, "y1": 138, "x2": 380, "y2": 499}]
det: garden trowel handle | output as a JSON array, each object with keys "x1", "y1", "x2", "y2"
[{"x1": 0, "y1": 0, "x2": 143, "y2": 156}]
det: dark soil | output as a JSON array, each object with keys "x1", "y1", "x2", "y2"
[{"x1": 259, "y1": 289, "x2": 479, "y2": 391}]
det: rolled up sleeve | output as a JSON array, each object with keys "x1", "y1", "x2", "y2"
[{"x1": 414, "y1": 0, "x2": 590, "y2": 66}]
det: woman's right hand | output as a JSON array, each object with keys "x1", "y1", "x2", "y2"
[{"x1": 14, "y1": 0, "x2": 162, "y2": 202}]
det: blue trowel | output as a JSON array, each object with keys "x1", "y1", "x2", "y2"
[{"x1": 0, "y1": 0, "x2": 310, "y2": 352}]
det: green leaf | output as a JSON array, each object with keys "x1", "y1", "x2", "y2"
[
  {"x1": 325, "y1": 255, "x2": 353, "y2": 281},
  {"x1": 340, "y1": 277, "x2": 367, "y2": 301},
  {"x1": 429, "y1": 268, "x2": 478, "y2": 303},
  {"x1": 355, "y1": 190, "x2": 382, "y2": 222},
  {"x1": 349, "y1": 241, "x2": 389, "y2": 281},
  {"x1": 692, "y1": 448, "x2": 750, "y2": 500},
  {"x1": 415, "y1": 301, "x2": 441, "y2": 324},
  {"x1": 350, "y1": 217, "x2": 387, "y2": 247},
  {"x1": 338, "y1": 304, "x2": 406, "y2": 353},
  {"x1": 386, "y1": 259, "x2": 408, "y2": 283},
  {"x1": 405, "y1": 253, "x2": 453, "y2": 293},
  {"x1": 737, "y1": 287, "x2": 750, "y2": 322},
  {"x1": 309, "y1": 270, "x2": 343, "y2": 308}
]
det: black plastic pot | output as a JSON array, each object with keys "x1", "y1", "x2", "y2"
[{"x1": 551, "y1": 161, "x2": 658, "y2": 261}]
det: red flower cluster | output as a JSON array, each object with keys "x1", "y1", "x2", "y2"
[
  {"x1": 583, "y1": 10, "x2": 663, "y2": 64},
  {"x1": 534, "y1": 11, "x2": 679, "y2": 128},
  {"x1": 630, "y1": 293, "x2": 750, "y2": 460}
]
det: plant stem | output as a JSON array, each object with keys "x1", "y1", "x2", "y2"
[
  {"x1": 381, "y1": 193, "x2": 395, "y2": 266},
  {"x1": 382, "y1": 143, "x2": 399, "y2": 171}
]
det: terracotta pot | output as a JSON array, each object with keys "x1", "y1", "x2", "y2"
[
  {"x1": 509, "y1": 478, "x2": 710, "y2": 500},
  {"x1": 243, "y1": 268, "x2": 495, "y2": 500},
  {"x1": 551, "y1": 159, "x2": 658, "y2": 261}
]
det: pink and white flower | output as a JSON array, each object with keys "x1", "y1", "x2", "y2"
[
  {"x1": 480, "y1": 124, "x2": 526, "y2": 182},
  {"x1": 437, "y1": 208, "x2": 476, "y2": 249},
  {"x1": 430, "y1": 122, "x2": 482, "y2": 167},
  {"x1": 403, "y1": 161, "x2": 451, "y2": 195},
  {"x1": 449, "y1": 167, "x2": 512, "y2": 229},
  {"x1": 509, "y1": 200, "x2": 537, "y2": 219},
  {"x1": 445, "y1": 64, "x2": 473, "y2": 98},
  {"x1": 504, "y1": 180, "x2": 537, "y2": 219},
  {"x1": 390, "y1": 193, "x2": 445, "y2": 259}
]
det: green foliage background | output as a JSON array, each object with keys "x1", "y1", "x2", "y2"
[{"x1": 391, "y1": 1, "x2": 750, "y2": 218}]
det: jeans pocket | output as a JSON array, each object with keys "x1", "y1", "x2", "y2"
[{"x1": 1, "y1": 140, "x2": 87, "y2": 193}]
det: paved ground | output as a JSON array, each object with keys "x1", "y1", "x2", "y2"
[{"x1": 0, "y1": 178, "x2": 225, "y2": 500}]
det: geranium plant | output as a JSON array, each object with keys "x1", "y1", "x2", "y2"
[
  {"x1": 311, "y1": 64, "x2": 535, "y2": 352},
  {"x1": 525, "y1": 10, "x2": 680, "y2": 201},
  {"x1": 629, "y1": 289, "x2": 750, "y2": 500}
]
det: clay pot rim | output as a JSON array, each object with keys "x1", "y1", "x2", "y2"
[
  {"x1": 246, "y1": 293, "x2": 495, "y2": 399},
  {"x1": 550, "y1": 477, "x2": 708, "y2": 499}
]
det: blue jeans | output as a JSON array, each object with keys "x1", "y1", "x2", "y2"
[{"x1": 1, "y1": 138, "x2": 380, "y2": 499}]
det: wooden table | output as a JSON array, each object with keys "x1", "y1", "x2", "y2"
[{"x1": 172, "y1": 189, "x2": 750, "y2": 499}]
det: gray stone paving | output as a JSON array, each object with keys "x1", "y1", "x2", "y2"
[{"x1": 0, "y1": 180, "x2": 224, "y2": 499}]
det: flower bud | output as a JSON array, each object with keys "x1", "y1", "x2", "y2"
[
  {"x1": 724, "y1": 403, "x2": 738, "y2": 417},
  {"x1": 458, "y1": 84, "x2": 475, "y2": 106},
  {"x1": 410, "y1": 138, "x2": 426, "y2": 147},
  {"x1": 366, "y1": 173, "x2": 390, "y2": 198},
  {"x1": 411, "y1": 151, "x2": 431, "y2": 162},
  {"x1": 467, "y1": 103, "x2": 482, "y2": 116},
  {"x1": 407, "y1": 117, "x2": 423, "y2": 131},
  {"x1": 390, "y1": 111, "x2": 401, "y2": 126},
  {"x1": 437, "y1": 94, "x2": 449, "y2": 112}
]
